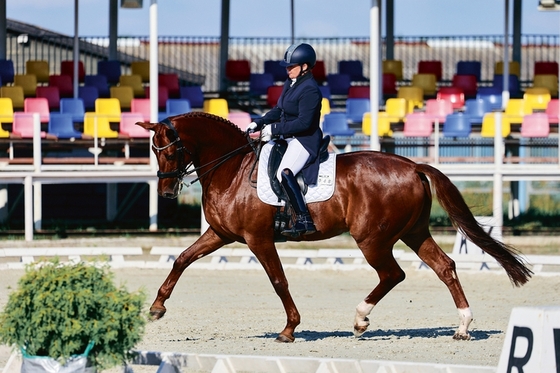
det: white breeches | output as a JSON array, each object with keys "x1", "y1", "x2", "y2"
[{"x1": 276, "y1": 138, "x2": 310, "y2": 182}]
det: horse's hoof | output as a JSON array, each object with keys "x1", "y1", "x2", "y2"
[
  {"x1": 149, "y1": 307, "x2": 166, "y2": 321},
  {"x1": 275, "y1": 334, "x2": 295, "y2": 343},
  {"x1": 353, "y1": 326, "x2": 368, "y2": 338},
  {"x1": 453, "y1": 332, "x2": 472, "y2": 341}
]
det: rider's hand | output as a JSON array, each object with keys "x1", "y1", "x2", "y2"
[
  {"x1": 246, "y1": 122, "x2": 258, "y2": 134},
  {"x1": 261, "y1": 125, "x2": 272, "y2": 142}
]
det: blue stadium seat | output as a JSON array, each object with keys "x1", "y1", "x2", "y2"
[
  {"x1": 97, "y1": 60, "x2": 121, "y2": 85},
  {"x1": 326, "y1": 73, "x2": 351, "y2": 95},
  {"x1": 345, "y1": 98, "x2": 370, "y2": 124},
  {"x1": 464, "y1": 98, "x2": 492, "y2": 124},
  {"x1": 477, "y1": 87, "x2": 503, "y2": 111},
  {"x1": 249, "y1": 73, "x2": 274, "y2": 96},
  {"x1": 264, "y1": 60, "x2": 288, "y2": 82},
  {"x1": 166, "y1": 99, "x2": 192, "y2": 117},
  {"x1": 60, "y1": 98, "x2": 86, "y2": 123},
  {"x1": 48, "y1": 112, "x2": 83, "y2": 139},
  {"x1": 180, "y1": 86, "x2": 204, "y2": 108},
  {"x1": 456, "y1": 61, "x2": 481, "y2": 82},
  {"x1": 338, "y1": 60, "x2": 367, "y2": 82},
  {"x1": 322, "y1": 112, "x2": 355, "y2": 136},
  {"x1": 443, "y1": 112, "x2": 472, "y2": 137},
  {"x1": 492, "y1": 74, "x2": 521, "y2": 97},
  {"x1": 0, "y1": 59, "x2": 14, "y2": 85},
  {"x1": 84, "y1": 74, "x2": 110, "y2": 98},
  {"x1": 78, "y1": 86, "x2": 99, "y2": 111}
]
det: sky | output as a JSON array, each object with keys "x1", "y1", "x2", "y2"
[{"x1": 5, "y1": 0, "x2": 560, "y2": 38}]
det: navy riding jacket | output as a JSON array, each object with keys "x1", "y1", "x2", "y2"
[{"x1": 254, "y1": 72, "x2": 323, "y2": 185}]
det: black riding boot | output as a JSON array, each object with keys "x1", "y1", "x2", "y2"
[{"x1": 280, "y1": 169, "x2": 317, "y2": 237}]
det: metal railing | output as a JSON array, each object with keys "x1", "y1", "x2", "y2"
[{"x1": 5, "y1": 30, "x2": 559, "y2": 92}]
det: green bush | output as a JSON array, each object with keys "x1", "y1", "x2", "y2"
[{"x1": 0, "y1": 260, "x2": 147, "y2": 370}]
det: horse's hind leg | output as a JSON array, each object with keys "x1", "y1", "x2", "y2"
[
  {"x1": 353, "y1": 241, "x2": 406, "y2": 337},
  {"x1": 150, "y1": 228, "x2": 228, "y2": 320},
  {"x1": 401, "y1": 233, "x2": 473, "y2": 340}
]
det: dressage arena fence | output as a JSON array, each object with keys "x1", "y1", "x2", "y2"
[{"x1": 1, "y1": 245, "x2": 560, "y2": 274}]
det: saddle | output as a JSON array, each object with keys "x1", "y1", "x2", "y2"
[
  {"x1": 266, "y1": 135, "x2": 331, "y2": 241},
  {"x1": 267, "y1": 135, "x2": 331, "y2": 199}
]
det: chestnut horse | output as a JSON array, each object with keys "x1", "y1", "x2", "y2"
[{"x1": 137, "y1": 112, "x2": 531, "y2": 343}]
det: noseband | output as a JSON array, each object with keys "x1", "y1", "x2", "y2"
[{"x1": 152, "y1": 118, "x2": 193, "y2": 180}]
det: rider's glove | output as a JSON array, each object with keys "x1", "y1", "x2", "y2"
[
  {"x1": 246, "y1": 121, "x2": 258, "y2": 134},
  {"x1": 261, "y1": 125, "x2": 273, "y2": 142}
]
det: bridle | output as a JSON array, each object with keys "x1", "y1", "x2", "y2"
[{"x1": 152, "y1": 117, "x2": 259, "y2": 189}]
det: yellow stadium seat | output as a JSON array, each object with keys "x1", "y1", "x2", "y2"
[
  {"x1": 382, "y1": 59, "x2": 403, "y2": 81},
  {"x1": 480, "y1": 112, "x2": 511, "y2": 138},
  {"x1": 95, "y1": 98, "x2": 121, "y2": 123},
  {"x1": 130, "y1": 61, "x2": 150, "y2": 83},
  {"x1": 533, "y1": 74, "x2": 558, "y2": 97},
  {"x1": 14, "y1": 74, "x2": 37, "y2": 97},
  {"x1": 110, "y1": 86, "x2": 134, "y2": 110},
  {"x1": 0, "y1": 97, "x2": 14, "y2": 123},
  {"x1": 397, "y1": 86, "x2": 424, "y2": 112},
  {"x1": 523, "y1": 87, "x2": 551, "y2": 111},
  {"x1": 25, "y1": 60, "x2": 50, "y2": 84},
  {"x1": 119, "y1": 74, "x2": 145, "y2": 97},
  {"x1": 412, "y1": 73, "x2": 437, "y2": 97},
  {"x1": 504, "y1": 98, "x2": 533, "y2": 123},
  {"x1": 1, "y1": 86, "x2": 25, "y2": 110},
  {"x1": 0, "y1": 125, "x2": 9, "y2": 138},
  {"x1": 362, "y1": 112, "x2": 393, "y2": 137},
  {"x1": 495, "y1": 61, "x2": 520, "y2": 78},
  {"x1": 384, "y1": 98, "x2": 407, "y2": 121},
  {"x1": 320, "y1": 97, "x2": 331, "y2": 124},
  {"x1": 203, "y1": 98, "x2": 229, "y2": 118},
  {"x1": 83, "y1": 112, "x2": 119, "y2": 138}
]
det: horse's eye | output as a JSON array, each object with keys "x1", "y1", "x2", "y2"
[{"x1": 165, "y1": 153, "x2": 176, "y2": 161}]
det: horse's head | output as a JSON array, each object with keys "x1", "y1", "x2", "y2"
[{"x1": 137, "y1": 119, "x2": 191, "y2": 199}]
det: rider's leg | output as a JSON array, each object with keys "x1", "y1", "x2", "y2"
[
  {"x1": 280, "y1": 168, "x2": 316, "y2": 236},
  {"x1": 276, "y1": 139, "x2": 316, "y2": 236}
]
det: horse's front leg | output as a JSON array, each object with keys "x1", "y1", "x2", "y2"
[
  {"x1": 150, "y1": 228, "x2": 228, "y2": 320},
  {"x1": 249, "y1": 241, "x2": 300, "y2": 343}
]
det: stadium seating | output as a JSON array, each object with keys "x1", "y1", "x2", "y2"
[
  {"x1": 451, "y1": 74, "x2": 478, "y2": 98},
  {"x1": 326, "y1": 73, "x2": 351, "y2": 96},
  {"x1": 464, "y1": 98, "x2": 492, "y2": 124},
  {"x1": 49, "y1": 75, "x2": 74, "y2": 98},
  {"x1": 83, "y1": 112, "x2": 119, "y2": 138},
  {"x1": 180, "y1": 86, "x2": 204, "y2": 109},
  {"x1": 425, "y1": 99, "x2": 453, "y2": 123},
  {"x1": 165, "y1": 99, "x2": 192, "y2": 117},
  {"x1": 397, "y1": 86, "x2": 424, "y2": 112},
  {"x1": 26, "y1": 60, "x2": 50, "y2": 84},
  {"x1": 312, "y1": 60, "x2": 327, "y2": 84},
  {"x1": 520, "y1": 113, "x2": 550, "y2": 137},
  {"x1": 418, "y1": 60, "x2": 442, "y2": 81},
  {"x1": 437, "y1": 87, "x2": 465, "y2": 110},
  {"x1": 95, "y1": 98, "x2": 121, "y2": 123},
  {"x1": 119, "y1": 74, "x2": 145, "y2": 97},
  {"x1": 322, "y1": 112, "x2": 355, "y2": 136},
  {"x1": 0, "y1": 59, "x2": 15, "y2": 85},
  {"x1": 264, "y1": 60, "x2": 288, "y2": 82},
  {"x1": 60, "y1": 98, "x2": 86, "y2": 123},
  {"x1": 84, "y1": 74, "x2": 110, "y2": 98},
  {"x1": 120, "y1": 112, "x2": 150, "y2": 138},
  {"x1": 110, "y1": 86, "x2": 134, "y2": 110},
  {"x1": 12, "y1": 112, "x2": 47, "y2": 138},
  {"x1": 456, "y1": 61, "x2": 481, "y2": 82},
  {"x1": 534, "y1": 61, "x2": 558, "y2": 76},
  {"x1": 249, "y1": 73, "x2": 274, "y2": 96},
  {"x1": 48, "y1": 112, "x2": 83, "y2": 139},
  {"x1": 266, "y1": 85, "x2": 283, "y2": 107},
  {"x1": 477, "y1": 87, "x2": 503, "y2": 111},
  {"x1": 61, "y1": 60, "x2": 85, "y2": 83},
  {"x1": 225, "y1": 60, "x2": 251, "y2": 83},
  {"x1": 0, "y1": 97, "x2": 14, "y2": 123},
  {"x1": 442, "y1": 112, "x2": 471, "y2": 137},
  {"x1": 403, "y1": 112, "x2": 433, "y2": 137},
  {"x1": 130, "y1": 98, "x2": 151, "y2": 121},
  {"x1": 338, "y1": 60, "x2": 367, "y2": 82},
  {"x1": 362, "y1": 112, "x2": 393, "y2": 137},
  {"x1": 130, "y1": 61, "x2": 150, "y2": 83},
  {"x1": 382, "y1": 59, "x2": 403, "y2": 81},
  {"x1": 345, "y1": 98, "x2": 370, "y2": 123},
  {"x1": 227, "y1": 111, "x2": 252, "y2": 131},
  {"x1": 14, "y1": 74, "x2": 38, "y2": 97},
  {"x1": 480, "y1": 112, "x2": 511, "y2": 138},
  {"x1": 97, "y1": 60, "x2": 121, "y2": 85},
  {"x1": 546, "y1": 99, "x2": 559, "y2": 123},
  {"x1": 144, "y1": 86, "x2": 169, "y2": 110},
  {"x1": 382, "y1": 73, "x2": 398, "y2": 97},
  {"x1": 24, "y1": 97, "x2": 50, "y2": 123},
  {"x1": 492, "y1": 74, "x2": 521, "y2": 97},
  {"x1": 1, "y1": 86, "x2": 25, "y2": 110},
  {"x1": 36, "y1": 86, "x2": 61, "y2": 111},
  {"x1": 412, "y1": 73, "x2": 437, "y2": 97},
  {"x1": 533, "y1": 74, "x2": 558, "y2": 97},
  {"x1": 203, "y1": 98, "x2": 229, "y2": 118},
  {"x1": 78, "y1": 86, "x2": 99, "y2": 111},
  {"x1": 523, "y1": 87, "x2": 551, "y2": 111},
  {"x1": 495, "y1": 61, "x2": 520, "y2": 78},
  {"x1": 158, "y1": 73, "x2": 180, "y2": 98},
  {"x1": 348, "y1": 86, "x2": 370, "y2": 99}
]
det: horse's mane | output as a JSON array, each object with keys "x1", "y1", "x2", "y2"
[{"x1": 174, "y1": 111, "x2": 247, "y2": 138}]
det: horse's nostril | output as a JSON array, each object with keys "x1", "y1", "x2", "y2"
[{"x1": 163, "y1": 192, "x2": 176, "y2": 199}]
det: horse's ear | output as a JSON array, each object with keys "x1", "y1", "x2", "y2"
[{"x1": 136, "y1": 121, "x2": 159, "y2": 131}]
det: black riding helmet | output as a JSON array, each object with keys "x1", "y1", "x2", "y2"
[{"x1": 279, "y1": 43, "x2": 316, "y2": 69}]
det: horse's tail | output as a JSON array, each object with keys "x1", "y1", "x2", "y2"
[{"x1": 415, "y1": 163, "x2": 532, "y2": 287}]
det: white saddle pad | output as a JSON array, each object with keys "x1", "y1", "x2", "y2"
[{"x1": 257, "y1": 142, "x2": 336, "y2": 206}]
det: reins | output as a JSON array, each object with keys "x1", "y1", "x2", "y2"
[{"x1": 154, "y1": 118, "x2": 262, "y2": 189}]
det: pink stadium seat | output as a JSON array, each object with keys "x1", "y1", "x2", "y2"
[
  {"x1": 425, "y1": 99, "x2": 453, "y2": 123},
  {"x1": 24, "y1": 97, "x2": 50, "y2": 123},
  {"x1": 120, "y1": 112, "x2": 150, "y2": 138},
  {"x1": 546, "y1": 99, "x2": 559, "y2": 124},
  {"x1": 403, "y1": 112, "x2": 433, "y2": 137},
  {"x1": 520, "y1": 113, "x2": 550, "y2": 138},
  {"x1": 12, "y1": 112, "x2": 47, "y2": 138},
  {"x1": 130, "y1": 98, "x2": 151, "y2": 121}
]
